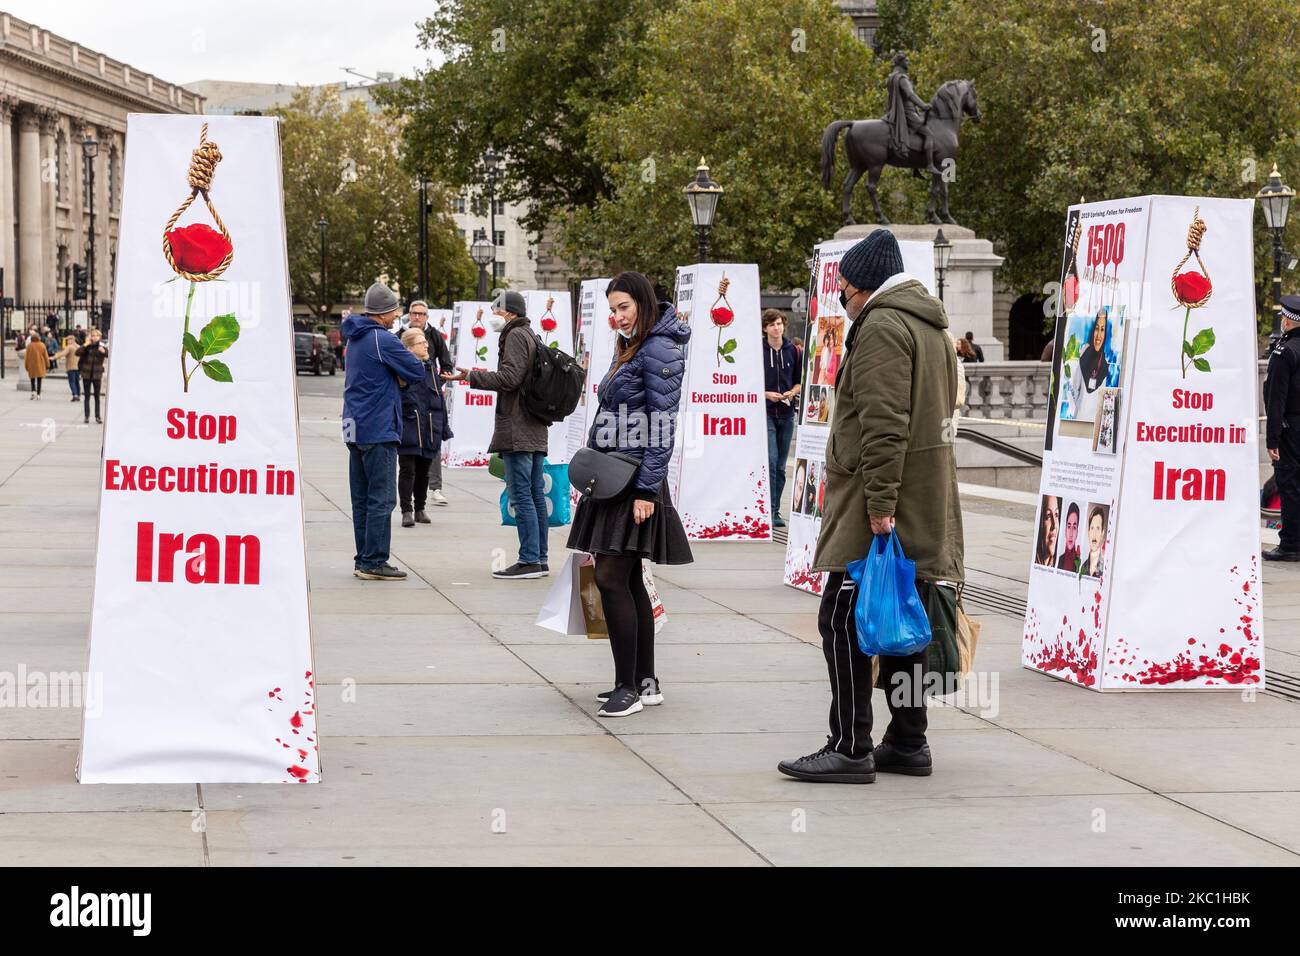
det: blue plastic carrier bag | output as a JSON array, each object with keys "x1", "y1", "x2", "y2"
[{"x1": 845, "y1": 531, "x2": 932, "y2": 657}]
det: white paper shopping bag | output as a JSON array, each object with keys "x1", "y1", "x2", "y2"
[
  {"x1": 536, "y1": 553, "x2": 588, "y2": 635},
  {"x1": 643, "y1": 564, "x2": 668, "y2": 634}
]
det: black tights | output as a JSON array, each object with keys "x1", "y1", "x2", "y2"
[{"x1": 594, "y1": 553, "x2": 655, "y2": 689}]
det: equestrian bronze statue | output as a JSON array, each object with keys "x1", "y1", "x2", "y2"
[{"x1": 820, "y1": 56, "x2": 981, "y2": 226}]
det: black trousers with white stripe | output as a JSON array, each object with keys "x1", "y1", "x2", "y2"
[{"x1": 819, "y1": 571, "x2": 928, "y2": 757}]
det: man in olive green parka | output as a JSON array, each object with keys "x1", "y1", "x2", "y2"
[{"x1": 779, "y1": 228, "x2": 964, "y2": 785}]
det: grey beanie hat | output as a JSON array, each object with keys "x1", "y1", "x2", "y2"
[
  {"x1": 839, "y1": 228, "x2": 904, "y2": 292},
  {"x1": 363, "y1": 282, "x2": 400, "y2": 314},
  {"x1": 498, "y1": 290, "x2": 528, "y2": 318}
]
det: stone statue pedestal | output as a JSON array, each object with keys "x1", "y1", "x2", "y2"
[{"x1": 832, "y1": 223, "x2": 1005, "y2": 360}]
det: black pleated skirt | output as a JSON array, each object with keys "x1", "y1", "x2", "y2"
[{"x1": 566, "y1": 479, "x2": 694, "y2": 565}]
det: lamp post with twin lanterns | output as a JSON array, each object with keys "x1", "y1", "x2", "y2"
[
  {"x1": 82, "y1": 136, "x2": 99, "y2": 326},
  {"x1": 1256, "y1": 164, "x2": 1295, "y2": 337},
  {"x1": 684, "y1": 158, "x2": 723, "y2": 263}
]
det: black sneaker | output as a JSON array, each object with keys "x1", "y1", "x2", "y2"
[
  {"x1": 1263, "y1": 546, "x2": 1300, "y2": 562},
  {"x1": 597, "y1": 685, "x2": 643, "y2": 718},
  {"x1": 778, "y1": 743, "x2": 876, "y2": 784},
  {"x1": 401, "y1": 511, "x2": 415, "y2": 528},
  {"x1": 414, "y1": 510, "x2": 431, "y2": 524},
  {"x1": 541, "y1": 562, "x2": 550, "y2": 575},
  {"x1": 493, "y1": 562, "x2": 546, "y2": 579},
  {"x1": 873, "y1": 741, "x2": 933, "y2": 776},
  {"x1": 355, "y1": 564, "x2": 407, "y2": 581},
  {"x1": 596, "y1": 677, "x2": 664, "y2": 705}
]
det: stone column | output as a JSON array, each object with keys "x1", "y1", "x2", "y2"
[
  {"x1": 16, "y1": 106, "x2": 44, "y2": 301},
  {"x1": 0, "y1": 96, "x2": 16, "y2": 300},
  {"x1": 39, "y1": 107, "x2": 59, "y2": 301}
]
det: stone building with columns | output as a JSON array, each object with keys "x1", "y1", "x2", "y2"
[{"x1": 0, "y1": 11, "x2": 203, "y2": 315}]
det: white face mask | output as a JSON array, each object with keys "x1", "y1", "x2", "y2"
[
  {"x1": 487, "y1": 314, "x2": 507, "y2": 332},
  {"x1": 616, "y1": 326, "x2": 636, "y2": 340}
]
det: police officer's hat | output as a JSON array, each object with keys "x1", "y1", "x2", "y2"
[{"x1": 1281, "y1": 294, "x2": 1300, "y2": 324}]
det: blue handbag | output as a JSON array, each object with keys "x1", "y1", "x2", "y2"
[{"x1": 845, "y1": 531, "x2": 932, "y2": 657}]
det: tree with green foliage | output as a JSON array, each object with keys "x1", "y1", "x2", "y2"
[
  {"x1": 559, "y1": 0, "x2": 882, "y2": 290},
  {"x1": 908, "y1": 0, "x2": 1300, "y2": 318},
  {"x1": 379, "y1": 0, "x2": 673, "y2": 238},
  {"x1": 875, "y1": 0, "x2": 946, "y2": 58},
  {"x1": 275, "y1": 87, "x2": 474, "y2": 311}
]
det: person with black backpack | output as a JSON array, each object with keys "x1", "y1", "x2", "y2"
[{"x1": 443, "y1": 290, "x2": 552, "y2": 580}]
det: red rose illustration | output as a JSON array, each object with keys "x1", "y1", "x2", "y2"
[
  {"x1": 1063, "y1": 273, "x2": 1079, "y2": 311},
  {"x1": 471, "y1": 325, "x2": 487, "y2": 339},
  {"x1": 607, "y1": 313, "x2": 617, "y2": 330},
  {"x1": 711, "y1": 274, "x2": 736, "y2": 365},
  {"x1": 540, "y1": 316, "x2": 557, "y2": 332},
  {"x1": 1173, "y1": 271, "x2": 1211, "y2": 306},
  {"x1": 165, "y1": 223, "x2": 232, "y2": 276}
]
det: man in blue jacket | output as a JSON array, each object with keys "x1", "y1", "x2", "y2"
[{"x1": 342, "y1": 282, "x2": 428, "y2": 580}]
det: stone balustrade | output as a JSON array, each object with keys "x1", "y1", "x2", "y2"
[{"x1": 961, "y1": 361, "x2": 1052, "y2": 420}]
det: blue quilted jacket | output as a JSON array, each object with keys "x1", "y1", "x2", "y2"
[{"x1": 588, "y1": 301, "x2": 691, "y2": 500}]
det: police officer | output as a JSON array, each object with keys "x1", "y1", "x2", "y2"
[{"x1": 1263, "y1": 294, "x2": 1300, "y2": 561}]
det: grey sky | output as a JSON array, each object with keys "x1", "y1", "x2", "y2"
[{"x1": 3, "y1": 1, "x2": 442, "y2": 87}]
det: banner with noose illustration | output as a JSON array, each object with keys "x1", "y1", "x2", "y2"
[
  {"x1": 1024, "y1": 194, "x2": 1264, "y2": 691},
  {"x1": 442, "y1": 300, "x2": 499, "y2": 467},
  {"x1": 80, "y1": 116, "x2": 319, "y2": 782}
]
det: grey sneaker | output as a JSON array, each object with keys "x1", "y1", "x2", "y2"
[
  {"x1": 355, "y1": 564, "x2": 407, "y2": 581},
  {"x1": 597, "y1": 685, "x2": 643, "y2": 718},
  {"x1": 493, "y1": 562, "x2": 546, "y2": 580},
  {"x1": 596, "y1": 677, "x2": 663, "y2": 705}
]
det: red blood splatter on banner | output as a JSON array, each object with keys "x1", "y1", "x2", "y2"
[
  {"x1": 1105, "y1": 558, "x2": 1262, "y2": 686},
  {"x1": 271, "y1": 671, "x2": 319, "y2": 783},
  {"x1": 683, "y1": 469, "x2": 770, "y2": 539}
]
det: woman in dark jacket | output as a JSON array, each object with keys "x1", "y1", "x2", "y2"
[
  {"x1": 76, "y1": 329, "x2": 108, "y2": 423},
  {"x1": 568, "y1": 271, "x2": 693, "y2": 718},
  {"x1": 396, "y1": 329, "x2": 451, "y2": 526}
]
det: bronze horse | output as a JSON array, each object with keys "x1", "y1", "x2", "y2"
[{"x1": 820, "y1": 79, "x2": 981, "y2": 226}]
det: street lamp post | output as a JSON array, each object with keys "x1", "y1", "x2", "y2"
[
  {"x1": 82, "y1": 136, "x2": 99, "y2": 327},
  {"x1": 683, "y1": 158, "x2": 723, "y2": 263},
  {"x1": 417, "y1": 179, "x2": 431, "y2": 300},
  {"x1": 470, "y1": 229, "x2": 494, "y2": 300},
  {"x1": 1256, "y1": 164, "x2": 1294, "y2": 336},
  {"x1": 317, "y1": 216, "x2": 329, "y2": 317},
  {"x1": 483, "y1": 149, "x2": 502, "y2": 288},
  {"x1": 933, "y1": 228, "x2": 953, "y2": 304}
]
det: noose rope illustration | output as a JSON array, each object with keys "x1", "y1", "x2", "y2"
[{"x1": 163, "y1": 123, "x2": 234, "y2": 282}]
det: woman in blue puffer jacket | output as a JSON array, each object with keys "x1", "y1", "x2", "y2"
[{"x1": 568, "y1": 271, "x2": 694, "y2": 718}]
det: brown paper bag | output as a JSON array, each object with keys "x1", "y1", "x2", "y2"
[
  {"x1": 956, "y1": 604, "x2": 982, "y2": 676},
  {"x1": 579, "y1": 563, "x2": 608, "y2": 640}
]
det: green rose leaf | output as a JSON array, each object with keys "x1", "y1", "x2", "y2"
[
  {"x1": 183, "y1": 332, "x2": 203, "y2": 361},
  {"x1": 1193, "y1": 357, "x2": 1211, "y2": 372},
  {"x1": 197, "y1": 313, "x2": 240, "y2": 357},
  {"x1": 1191, "y1": 328, "x2": 1215, "y2": 356},
  {"x1": 201, "y1": 359, "x2": 233, "y2": 382},
  {"x1": 721, "y1": 338, "x2": 738, "y2": 353},
  {"x1": 723, "y1": 353, "x2": 735, "y2": 363},
  {"x1": 1182, "y1": 340, "x2": 1195, "y2": 358}
]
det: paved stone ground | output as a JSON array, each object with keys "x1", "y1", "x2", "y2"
[{"x1": 1, "y1": 373, "x2": 1299, "y2": 866}]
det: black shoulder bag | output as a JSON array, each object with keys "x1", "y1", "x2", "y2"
[{"x1": 569, "y1": 448, "x2": 640, "y2": 500}]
